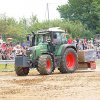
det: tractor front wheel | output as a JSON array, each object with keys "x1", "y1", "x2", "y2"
[
  {"x1": 15, "y1": 67, "x2": 29, "y2": 76},
  {"x1": 59, "y1": 48, "x2": 78, "y2": 73},
  {"x1": 37, "y1": 55, "x2": 53, "y2": 75}
]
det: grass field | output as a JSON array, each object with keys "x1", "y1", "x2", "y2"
[
  {"x1": 0, "y1": 61, "x2": 99, "y2": 71},
  {"x1": 96, "y1": 62, "x2": 100, "y2": 64},
  {"x1": 0, "y1": 64, "x2": 14, "y2": 71}
]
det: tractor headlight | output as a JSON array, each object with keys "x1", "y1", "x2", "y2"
[
  {"x1": 26, "y1": 49, "x2": 32, "y2": 56},
  {"x1": 26, "y1": 47, "x2": 36, "y2": 59}
]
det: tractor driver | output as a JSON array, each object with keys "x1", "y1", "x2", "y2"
[{"x1": 42, "y1": 34, "x2": 51, "y2": 43}]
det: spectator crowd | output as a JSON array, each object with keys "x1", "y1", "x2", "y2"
[
  {"x1": 0, "y1": 35, "x2": 100, "y2": 60},
  {"x1": 0, "y1": 36, "x2": 27, "y2": 60},
  {"x1": 67, "y1": 37, "x2": 100, "y2": 59}
]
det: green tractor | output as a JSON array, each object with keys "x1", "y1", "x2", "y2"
[{"x1": 15, "y1": 27, "x2": 78, "y2": 76}]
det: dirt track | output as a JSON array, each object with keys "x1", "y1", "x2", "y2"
[{"x1": 0, "y1": 68, "x2": 100, "y2": 100}]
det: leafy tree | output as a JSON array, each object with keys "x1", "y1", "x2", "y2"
[
  {"x1": 0, "y1": 16, "x2": 7, "y2": 34},
  {"x1": 29, "y1": 15, "x2": 38, "y2": 26},
  {"x1": 57, "y1": 0, "x2": 100, "y2": 34},
  {"x1": 0, "y1": 14, "x2": 94, "y2": 42},
  {"x1": 29, "y1": 19, "x2": 92, "y2": 38}
]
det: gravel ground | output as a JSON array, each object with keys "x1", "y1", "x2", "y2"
[{"x1": 0, "y1": 64, "x2": 100, "y2": 100}]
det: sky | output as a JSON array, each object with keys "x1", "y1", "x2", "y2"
[{"x1": 0, "y1": 0, "x2": 68, "y2": 21}]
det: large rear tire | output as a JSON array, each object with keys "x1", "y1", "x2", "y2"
[
  {"x1": 59, "y1": 48, "x2": 78, "y2": 73},
  {"x1": 15, "y1": 67, "x2": 29, "y2": 76},
  {"x1": 37, "y1": 55, "x2": 53, "y2": 75}
]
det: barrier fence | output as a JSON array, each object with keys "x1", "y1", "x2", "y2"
[{"x1": 0, "y1": 60, "x2": 15, "y2": 64}]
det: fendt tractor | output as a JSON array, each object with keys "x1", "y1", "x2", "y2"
[{"x1": 15, "y1": 27, "x2": 96, "y2": 76}]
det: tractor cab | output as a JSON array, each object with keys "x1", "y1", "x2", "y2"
[
  {"x1": 26, "y1": 28, "x2": 68, "y2": 58},
  {"x1": 27, "y1": 27, "x2": 67, "y2": 47},
  {"x1": 35, "y1": 31, "x2": 51, "y2": 45},
  {"x1": 40, "y1": 28, "x2": 66, "y2": 44}
]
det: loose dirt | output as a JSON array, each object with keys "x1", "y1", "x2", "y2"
[{"x1": 0, "y1": 68, "x2": 100, "y2": 100}]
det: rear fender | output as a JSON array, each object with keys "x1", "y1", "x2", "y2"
[{"x1": 57, "y1": 44, "x2": 77, "y2": 56}]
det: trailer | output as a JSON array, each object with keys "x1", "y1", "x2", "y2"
[{"x1": 78, "y1": 49, "x2": 96, "y2": 70}]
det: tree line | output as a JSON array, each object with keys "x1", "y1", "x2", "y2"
[
  {"x1": 0, "y1": 0, "x2": 99, "y2": 42},
  {"x1": 57, "y1": 0, "x2": 100, "y2": 34}
]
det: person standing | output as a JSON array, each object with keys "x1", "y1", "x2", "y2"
[{"x1": 67, "y1": 37, "x2": 73, "y2": 44}]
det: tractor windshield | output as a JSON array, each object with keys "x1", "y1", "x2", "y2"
[{"x1": 35, "y1": 34, "x2": 51, "y2": 45}]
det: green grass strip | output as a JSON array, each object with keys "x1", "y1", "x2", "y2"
[{"x1": 0, "y1": 64, "x2": 14, "y2": 71}]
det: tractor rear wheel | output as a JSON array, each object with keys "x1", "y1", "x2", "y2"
[
  {"x1": 59, "y1": 48, "x2": 78, "y2": 73},
  {"x1": 37, "y1": 55, "x2": 53, "y2": 75},
  {"x1": 15, "y1": 67, "x2": 29, "y2": 76}
]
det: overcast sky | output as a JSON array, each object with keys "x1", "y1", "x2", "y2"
[{"x1": 0, "y1": 0, "x2": 68, "y2": 21}]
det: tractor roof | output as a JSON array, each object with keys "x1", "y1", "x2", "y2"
[{"x1": 36, "y1": 27, "x2": 65, "y2": 35}]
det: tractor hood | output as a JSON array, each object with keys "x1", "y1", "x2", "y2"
[{"x1": 27, "y1": 43, "x2": 48, "y2": 60}]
